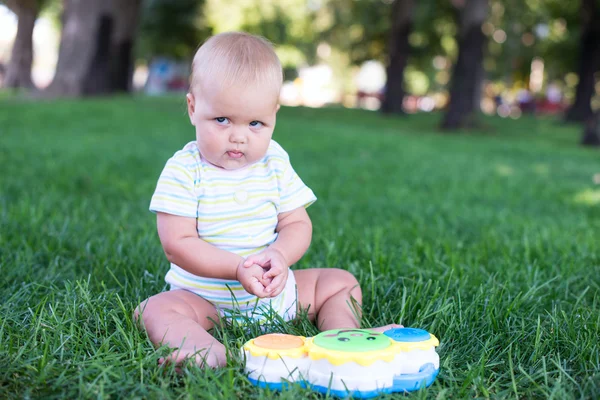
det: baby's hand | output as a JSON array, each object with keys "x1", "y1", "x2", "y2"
[
  {"x1": 236, "y1": 261, "x2": 271, "y2": 298},
  {"x1": 264, "y1": 265, "x2": 288, "y2": 298},
  {"x1": 243, "y1": 248, "x2": 289, "y2": 298}
]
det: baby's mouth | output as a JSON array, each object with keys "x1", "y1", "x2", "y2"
[{"x1": 227, "y1": 150, "x2": 244, "y2": 159}]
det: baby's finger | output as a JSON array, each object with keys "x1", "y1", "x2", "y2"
[
  {"x1": 263, "y1": 266, "x2": 283, "y2": 280},
  {"x1": 249, "y1": 280, "x2": 267, "y2": 298},
  {"x1": 265, "y1": 274, "x2": 285, "y2": 294},
  {"x1": 258, "y1": 274, "x2": 273, "y2": 287},
  {"x1": 244, "y1": 255, "x2": 270, "y2": 267},
  {"x1": 243, "y1": 255, "x2": 261, "y2": 267},
  {"x1": 269, "y1": 282, "x2": 286, "y2": 298}
]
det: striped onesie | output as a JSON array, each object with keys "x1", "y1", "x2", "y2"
[{"x1": 150, "y1": 140, "x2": 316, "y2": 322}]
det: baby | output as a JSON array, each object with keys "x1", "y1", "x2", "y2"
[{"x1": 135, "y1": 32, "x2": 397, "y2": 368}]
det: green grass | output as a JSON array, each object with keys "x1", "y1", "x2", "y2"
[{"x1": 1, "y1": 95, "x2": 599, "y2": 399}]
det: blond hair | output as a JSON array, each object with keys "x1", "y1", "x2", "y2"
[{"x1": 190, "y1": 32, "x2": 283, "y2": 100}]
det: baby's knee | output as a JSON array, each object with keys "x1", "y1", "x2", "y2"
[
  {"x1": 133, "y1": 294, "x2": 176, "y2": 325},
  {"x1": 332, "y1": 269, "x2": 361, "y2": 293},
  {"x1": 337, "y1": 268, "x2": 359, "y2": 284},
  {"x1": 134, "y1": 291, "x2": 210, "y2": 327}
]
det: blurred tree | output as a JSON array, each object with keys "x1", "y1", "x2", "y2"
[
  {"x1": 205, "y1": 0, "x2": 318, "y2": 79},
  {"x1": 441, "y1": 0, "x2": 489, "y2": 130},
  {"x1": 533, "y1": 1, "x2": 580, "y2": 82},
  {"x1": 317, "y1": 0, "x2": 460, "y2": 103},
  {"x1": 2, "y1": 0, "x2": 44, "y2": 90},
  {"x1": 110, "y1": 0, "x2": 143, "y2": 92},
  {"x1": 317, "y1": 0, "x2": 390, "y2": 65},
  {"x1": 137, "y1": 0, "x2": 210, "y2": 61},
  {"x1": 380, "y1": 0, "x2": 414, "y2": 115},
  {"x1": 45, "y1": 0, "x2": 142, "y2": 97},
  {"x1": 481, "y1": 0, "x2": 578, "y2": 85},
  {"x1": 582, "y1": 111, "x2": 600, "y2": 146},
  {"x1": 564, "y1": 0, "x2": 600, "y2": 123},
  {"x1": 202, "y1": 0, "x2": 458, "y2": 102},
  {"x1": 409, "y1": 1, "x2": 456, "y2": 82}
]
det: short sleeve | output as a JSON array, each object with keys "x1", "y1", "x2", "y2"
[
  {"x1": 149, "y1": 158, "x2": 198, "y2": 217},
  {"x1": 279, "y1": 163, "x2": 317, "y2": 213}
]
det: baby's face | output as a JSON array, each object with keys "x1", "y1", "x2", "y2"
[{"x1": 187, "y1": 82, "x2": 279, "y2": 170}]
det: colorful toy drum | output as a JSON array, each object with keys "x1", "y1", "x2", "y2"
[{"x1": 242, "y1": 327, "x2": 440, "y2": 398}]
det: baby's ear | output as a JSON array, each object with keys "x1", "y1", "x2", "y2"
[{"x1": 186, "y1": 93, "x2": 196, "y2": 125}]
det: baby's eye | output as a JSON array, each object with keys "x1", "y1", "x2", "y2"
[
  {"x1": 215, "y1": 117, "x2": 230, "y2": 125},
  {"x1": 249, "y1": 120, "x2": 263, "y2": 128}
]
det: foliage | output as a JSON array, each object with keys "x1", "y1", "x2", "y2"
[
  {"x1": 1, "y1": 96, "x2": 599, "y2": 398},
  {"x1": 130, "y1": 0, "x2": 586, "y2": 93},
  {"x1": 1, "y1": 0, "x2": 587, "y2": 94},
  {"x1": 204, "y1": 0, "x2": 320, "y2": 78},
  {"x1": 37, "y1": 0, "x2": 62, "y2": 30},
  {"x1": 315, "y1": 0, "x2": 391, "y2": 65},
  {"x1": 485, "y1": 0, "x2": 580, "y2": 83},
  {"x1": 318, "y1": 0, "x2": 454, "y2": 65},
  {"x1": 137, "y1": 0, "x2": 212, "y2": 60},
  {"x1": 0, "y1": 0, "x2": 47, "y2": 13},
  {"x1": 316, "y1": 0, "x2": 582, "y2": 93}
]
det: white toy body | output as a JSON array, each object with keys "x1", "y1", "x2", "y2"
[{"x1": 243, "y1": 327, "x2": 440, "y2": 398}]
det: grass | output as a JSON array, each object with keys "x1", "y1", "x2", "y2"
[{"x1": 0, "y1": 95, "x2": 599, "y2": 399}]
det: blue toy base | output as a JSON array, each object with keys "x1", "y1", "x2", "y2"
[
  {"x1": 392, "y1": 363, "x2": 439, "y2": 392},
  {"x1": 247, "y1": 378, "x2": 297, "y2": 391},
  {"x1": 248, "y1": 364, "x2": 439, "y2": 398}
]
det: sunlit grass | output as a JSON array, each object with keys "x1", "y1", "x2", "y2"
[
  {"x1": 573, "y1": 189, "x2": 600, "y2": 206},
  {"x1": 1, "y1": 96, "x2": 599, "y2": 399}
]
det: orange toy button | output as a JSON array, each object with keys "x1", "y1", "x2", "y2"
[{"x1": 253, "y1": 334, "x2": 304, "y2": 349}]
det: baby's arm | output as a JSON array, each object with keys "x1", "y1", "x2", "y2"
[
  {"x1": 157, "y1": 212, "x2": 241, "y2": 279},
  {"x1": 270, "y1": 206, "x2": 313, "y2": 267},
  {"x1": 244, "y1": 207, "x2": 312, "y2": 296},
  {"x1": 157, "y1": 212, "x2": 270, "y2": 296}
]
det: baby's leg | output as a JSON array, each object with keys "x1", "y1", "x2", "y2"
[
  {"x1": 294, "y1": 269, "x2": 402, "y2": 332},
  {"x1": 134, "y1": 289, "x2": 226, "y2": 368},
  {"x1": 294, "y1": 268, "x2": 362, "y2": 330}
]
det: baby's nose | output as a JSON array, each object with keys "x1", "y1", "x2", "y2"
[{"x1": 230, "y1": 128, "x2": 247, "y2": 143}]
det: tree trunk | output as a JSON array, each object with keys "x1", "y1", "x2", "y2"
[
  {"x1": 441, "y1": 0, "x2": 489, "y2": 130},
  {"x1": 564, "y1": 0, "x2": 600, "y2": 123},
  {"x1": 110, "y1": 0, "x2": 142, "y2": 92},
  {"x1": 3, "y1": 0, "x2": 38, "y2": 90},
  {"x1": 45, "y1": 0, "x2": 142, "y2": 97},
  {"x1": 380, "y1": 0, "x2": 414, "y2": 115},
  {"x1": 45, "y1": 0, "x2": 106, "y2": 97},
  {"x1": 582, "y1": 112, "x2": 600, "y2": 146}
]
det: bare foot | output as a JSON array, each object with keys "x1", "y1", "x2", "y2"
[
  {"x1": 158, "y1": 342, "x2": 227, "y2": 370},
  {"x1": 367, "y1": 324, "x2": 404, "y2": 333}
]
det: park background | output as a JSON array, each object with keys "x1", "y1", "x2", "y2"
[{"x1": 1, "y1": 0, "x2": 599, "y2": 398}]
